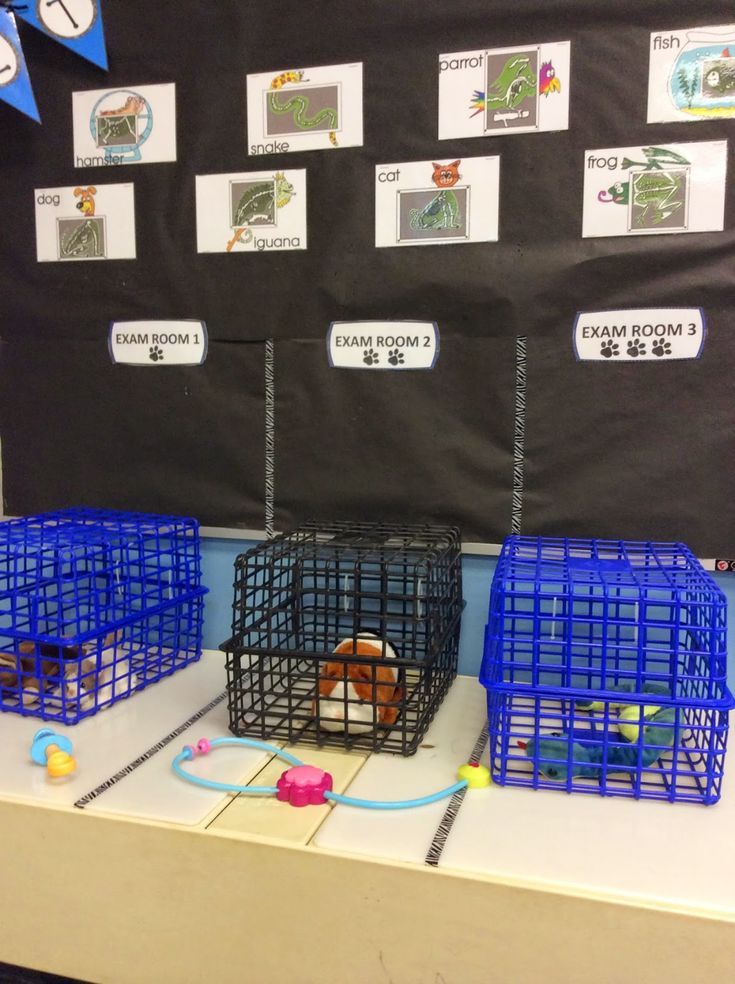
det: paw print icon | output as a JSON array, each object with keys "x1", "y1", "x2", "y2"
[
  {"x1": 626, "y1": 340, "x2": 646, "y2": 358},
  {"x1": 652, "y1": 340, "x2": 672, "y2": 358},
  {"x1": 388, "y1": 349, "x2": 405, "y2": 366},
  {"x1": 600, "y1": 341, "x2": 619, "y2": 359},
  {"x1": 363, "y1": 348, "x2": 379, "y2": 366},
  {"x1": 149, "y1": 345, "x2": 164, "y2": 363}
]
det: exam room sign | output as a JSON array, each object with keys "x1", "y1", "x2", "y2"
[
  {"x1": 327, "y1": 320, "x2": 439, "y2": 369},
  {"x1": 109, "y1": 320, "x2": 208, "y2": 365},
  {"x1": 573, "y1": 308, "x2": 706, "y2": 362}
]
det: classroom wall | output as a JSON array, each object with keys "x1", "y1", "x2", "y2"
[{"x1": 200, "y1": 537, "x2": 735, "y2": 682}]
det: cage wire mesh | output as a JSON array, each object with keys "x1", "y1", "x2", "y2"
[
  {"x1": 481, "y1": 535, "x2": 733, "y2": 804},
  {"x1": 223, "y1": 521, "x2": 463, "y2": 754},
  {"x1": 0, "y1": 508, "x2": 207, "y2": 724}
]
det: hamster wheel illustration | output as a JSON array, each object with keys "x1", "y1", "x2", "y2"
[{"x1": 89, "y1": 90, "x2": 154, "y2": 163}]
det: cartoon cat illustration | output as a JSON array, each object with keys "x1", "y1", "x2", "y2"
[{"x1": 432, "y1": 160, "x2": 461, "y2": 188}]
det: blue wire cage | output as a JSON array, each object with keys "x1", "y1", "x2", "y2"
[
  {"x1": 480, "y1": 536, "x2": 733, "y2": 805},
  {"x1": 0, "y1": 508, "x2": 207, "y2": 725}
]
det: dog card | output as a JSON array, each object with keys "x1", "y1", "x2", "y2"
[
  {"x1": 72, "y1": 82, "x2": 176, "y2": 167},
  {"x1": 34, "y1": 184, "x2": 136, "y2": 262},
  {"x1": 582, "y1": 140, "x2": 727, "y2": 238},
  {"x1": 195, "y1": 169, "x2": 307, "y2": 253},
  {"x1": 648, "y1": 24, "x2": 735, "y2": 124},
  {"x1": 247, "y1": 62, "x2": 362, "y2": 154},
  {"x1": 438, "y1": 41, "x2": 570, "y2": 139},
  {"x1": 375, "y1": 157, "x2": 499, "y2": 247}
]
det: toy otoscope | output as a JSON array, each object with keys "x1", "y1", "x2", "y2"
[{"x1": 173, "y1": 737, "x2": 490, "y2": 809}]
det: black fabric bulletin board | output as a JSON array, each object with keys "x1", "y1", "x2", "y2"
[{"x1": 0, "y1": 0, "x2": 733, "y2": 552}]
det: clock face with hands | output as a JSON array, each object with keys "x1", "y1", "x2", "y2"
[
  {"x1": 37, "y1": 0, "x2": 97, "y2": 39},
  {"x1": 0, "y1": 33, "x2": 20, "y2": 88}
]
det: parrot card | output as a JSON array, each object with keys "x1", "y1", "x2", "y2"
[
  {"x1": 582, "y1": 141, "x2": 727, "y2": 238},
  {"x1": 438, "y1": 41, "x2": 570, "y2": 139},
  {"x1": 648, "y1": 24, "x2": 735, "y2": 124},
  {"x1": 34, "y1": 183, "x2": 136, "y2": 262},
  {"x1": 375, "y1": 156, "x2": 499, "y2": 247},
  {"x1": 195, "y1": 169, "x2": 307, "y2": 253},
  {"x1": 246, "y1": 62, "x2": 363, "y2": 154},
  {"x1": 72, "y1": 83, "x2": 177, "y2": 168}
]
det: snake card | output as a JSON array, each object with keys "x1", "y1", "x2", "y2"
[
  {"x1": 34, "y1": 183, "x2": 136, "y2": 262},
  {"x1": 246, "y1": 62, "x2": 362, "y2": 154},
  {"x1": 195, "y1": 169, "x2": 307, "y2": 253},
  {"x1": 375, "y1": 157, "x2": 499, "y2": 248},
  {"x1": 648, "y1": 24, "x2": 735, "y2": 124},
  {"x1": 582, "y1": 140, "x2": 727, "y2": 238},
  {"x1": 72, "y1": 83, "x2": 176, "y2": 167},
  {"x1": 438, "y1": 41, "x2": 570, "y2": 140}
]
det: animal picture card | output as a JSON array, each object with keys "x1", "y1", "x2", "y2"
[
  {"x1": 247, "y1": 62, "x2": 363, "y2": 154},
  {"x1": 195, "y1": 169, "x2": 307, "y2": 253},
  {"x1": 582, "y1": 141, "x2": 727, "y2": 238},
  {"x1": 438, "y1": 41, "x2": 570, "y2": 139},
  {"x1": 72, "y1": 83, "x2": 176, "y2": 167},
  {"x1": 375, "y1": 157, "x2": 499, "y2": 247},
  {"x1": 34, "y1": 183, "x2": 136, "y2": 262},
  {"x1": 648, "y1": 24, "x2": 735, "y2": 124}
]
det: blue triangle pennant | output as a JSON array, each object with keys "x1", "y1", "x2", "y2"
[
  {"x1": 0, "y1": 9, "x2": 40, "y2": 121},
  {"x1": 16, "y1": 0, "x2": 108, "y2": 70}
]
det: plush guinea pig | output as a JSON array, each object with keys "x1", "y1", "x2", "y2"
[{"x1": 314, "y1": 632, "x2": 403, "y2": 733}]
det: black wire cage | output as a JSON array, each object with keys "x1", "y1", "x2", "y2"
[{"x1": 222, "y1": 521, "x2": 464, "y2": 754}]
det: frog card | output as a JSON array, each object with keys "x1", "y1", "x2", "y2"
[
  {"x1": 72, "y1": 83, "x2": 176, "y2": 167},
  {"x1": 648, "y1": 24, "x2": 735, "y2": 124},
  {"x1": 438, "y1": 41, "x2": 570, "y2": 140},
  {"x1": 375, "y1": 157, "x2": 499, "y2": 248},
  {"x1": 582, "y1": 141, "x2": 727, "y2": 238},
  {"x1": 34, "y1": 183, "x2": 136, "y2": 262},
  {"x1": 195, "y1": 169, "x2": 307, "y2": 253},
  {"x1": 247, "y1": 62, "x2": 363, "y2": 154}
]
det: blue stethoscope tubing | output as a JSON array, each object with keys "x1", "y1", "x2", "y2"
[{"x1": 172, "y1": 736, "x2": 468, "y2": 809}]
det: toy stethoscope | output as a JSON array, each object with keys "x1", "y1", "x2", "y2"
[{"x1": 173, "y1": 736, "x2": 490, "y2": 810}]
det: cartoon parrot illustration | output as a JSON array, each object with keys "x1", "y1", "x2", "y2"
[{"x1": 539, "y1": 61, "x2": 561, "y2": 96}]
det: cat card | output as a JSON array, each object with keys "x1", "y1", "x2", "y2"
[{"x1": 375, "y1": 156, "x2": 499, "y2": 247}]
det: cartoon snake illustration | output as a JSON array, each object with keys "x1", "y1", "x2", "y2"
[{"x1": 268, "y1": 71, "x2": 338, "y2": 146}]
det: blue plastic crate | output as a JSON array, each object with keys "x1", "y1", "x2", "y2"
[
  {"x1": 480, "y1": 536, "x2": 734, "y2": 805},
  {"x1": 0, "y1": 508, "x2": 207, "y2": 724}
]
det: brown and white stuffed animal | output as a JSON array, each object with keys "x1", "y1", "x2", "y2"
[
  {"x1": 313, "y1": 633, "x2": 403, "y2": 733},
  {"x1": 0, "y1": 632, "x2": 137, "y2": 712}
]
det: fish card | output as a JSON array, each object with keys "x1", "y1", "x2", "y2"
[
  {"x1": 375, "y1": 157, "x2": 499, "y2": 247},
  {"x1": 195, "y1": 169, "x2": 307, "y2": 253},
  {"x1": 648, "y1": 24, "x2": 735, "y2": 124},
  {"x1": 34, "y1": 183, "x2": 136, "y2": 262},
  {"x1": 246, "y1": 62, "x2": 362, "y2": 154},
  {"x1": 438, "y1": 41, "x2": 570, "y2": 139},
  {"x1": 582, "y1": 141, "x2": 727, "y2": 238},
  {"x1": 72, "y1": 83, "x2": 176, "y2": 167}
]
